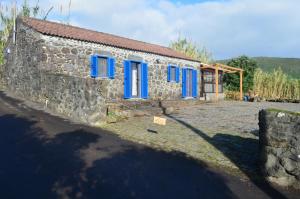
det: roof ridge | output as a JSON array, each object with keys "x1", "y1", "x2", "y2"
[
  {"x1": 22, "y1": 17, "x2": 174, "y2": 50},
  {"x1": 21, "y1": 17, "x2": 199, "y2": 62}
]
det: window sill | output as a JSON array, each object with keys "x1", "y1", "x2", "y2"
[
  {"x1": 183, "y1": 97, "x2": 197, "y2": 100},
  {"x1": 91, "y1": 77, "x2": 112, "y2": 80},
  {"x1": 99, "y1": 76, "x2": 110, "y2": 79},
  {"x1": 125, "y1": 98, "x2": 147, "y2": 101}
]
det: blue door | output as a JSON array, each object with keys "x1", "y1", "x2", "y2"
[
  {"x1": 124, "y1": 61, "x2": 148, "y2": 99},
  {"x1": 182, "y1": 68, "x2": 197, "y2": 98}
]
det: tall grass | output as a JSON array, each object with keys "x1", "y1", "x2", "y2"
[
  {"x1": 0, "y1": 0, "x2": 57, "y2": 65},
  {"x1": 254, "y1": 68, "x2": 300, "y2": 101}
]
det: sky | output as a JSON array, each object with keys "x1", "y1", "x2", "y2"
[{"x1": 1, "y1": 0, "x2": 300, "y2": 60}]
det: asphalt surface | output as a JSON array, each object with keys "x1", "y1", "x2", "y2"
[{"x1": 0, "y1": 91, "x2": 299, "y2": 199}]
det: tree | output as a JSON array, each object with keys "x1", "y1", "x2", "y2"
[
  {"x1": 0, "y1": 0, "x2": 46, "y2": 65},
  {"x1": 170, "y1": 37, "x2": 213, "y2": 63},
  {"x1": 0, "y1": 31, "x2": 5, "y2": 66},
  {"x1": 223, "y1": 56, "x2": 258, "y2": 92}
]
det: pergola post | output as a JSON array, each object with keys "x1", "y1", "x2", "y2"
[
  {"x1": 240, "y1": 71, "x2": 243, "y2": 101},
  {"x1": 215, "y1": 66, "x2": 219, "y2": 101}
]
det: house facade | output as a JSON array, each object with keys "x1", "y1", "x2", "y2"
[{"x1": 1, "y1": 17, "x2": 223, "y2": 125}]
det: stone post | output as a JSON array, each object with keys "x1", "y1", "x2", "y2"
[{"x1": 259, "y1": 109, "x2": 300, "y2": 188}]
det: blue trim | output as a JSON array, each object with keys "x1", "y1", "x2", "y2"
[
  {"x1": 182, "y1": 68, "x2": 187, "y2": 98},
  {"x1": 182, "y1": 67, "x2": 198, "y2": 98},
  {"x1": 141, "y1": 62, "x2": 148, "y2": 99},
  {"x1": 192, "y1": 69, "x2": 198, "y2": 98},
  {"x1": 175, "y1": 67, "x2": 180, "y2": 83},
  {"x1": 168, "y1": 65, "x2": 180, "y2": 83},
  {"x1": 90, "y1": 54, "x2": 115, "y2": 79},
  {"x1": 108, "y1": 57, "x2": 115, "y2": 79},
  {"x1": 124, "y1": 60, "x2": 132, "y2": 99},
  {"x1": 167, "y1": 65, "x2": 171, "y2": 82},
  {"x1": 123, "y1": 59, "x2": 148, "y2": 100},
  {"x1": 90, "y1": 55, "x2": 98, "y2": 78}
]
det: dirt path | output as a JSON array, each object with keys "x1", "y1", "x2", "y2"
[
  {"x1": 104, "y1": 101, "x2": 300, "y2": 174},
  {"x1": 0, "y1": 91, "x2": 299, "y2": 199}
]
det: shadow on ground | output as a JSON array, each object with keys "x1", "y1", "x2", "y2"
[
  {"x1": 159, "y1": 102, "x2": 288, "y2": 199},
  {"x1": 0, "y1": 114, "x2": 100, "y2": 198},
  {"x1": 0, "y1": 113, "x2": 240, "y2": 199}
]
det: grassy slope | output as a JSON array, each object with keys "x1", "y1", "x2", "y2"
[{"x1": 218, "y1": 57, "x2": 300, "y2": 79}]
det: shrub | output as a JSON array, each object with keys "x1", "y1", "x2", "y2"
[
  {"x1": 169, "y1": 37, "x2": 213, "y2": 63},
  {"x1": 254, "y1": 68, "x2": 300, "y2": 101},
  {"x1": 224, "y1": 90, "x2": 241, "y2": 101}
]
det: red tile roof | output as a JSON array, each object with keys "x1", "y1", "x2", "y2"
[{"x1": 22, "y1": 17, "x2": 199, "y2": 62}]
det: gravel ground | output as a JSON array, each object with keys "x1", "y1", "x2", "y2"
[
  {"x1": 104, "y1": 101, "x2": 300, "y2": 177},
  {"x1": 173, "y1": 101, "x2": 300, "y2": 134}
]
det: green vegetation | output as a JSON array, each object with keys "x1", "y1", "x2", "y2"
[
  {"x1": 223, "y1": 56, "x2": 258, "y2": 92},
  {"x1": 1, "y1": 1, "x2": 38, "y2": 65},
  {"x1": 0, "y1": 0, "x2": 54, "y2": 65},
  {"x1": 253, "y1": 57, "x2": 300, "y2": 79},
  {"x1": 219, "y1": 57, "x2": 300, "y2": 79},
  {"x1": 221, "y1": 56, "x2": 300, "y2": 101},
  {"x1": 267, "y1": 108, "x2": 300, "y2": 116},
  {"x1": 254, "y1": 68, "x2": 300, "y2": 101},
  {"x1": 170, "y1": 37, "x2": 213, "y2": 63},
  {"x1": 0, "y1": 35, "x2": 5, "y2": 65}
]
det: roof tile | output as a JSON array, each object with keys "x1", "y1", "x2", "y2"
[{"x1": 21, "y1": 17, "x2": 199, "y2": 62}]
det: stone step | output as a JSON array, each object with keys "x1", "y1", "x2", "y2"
[
  {"x1": 106, "y1": 99, "x2": 204, "y2": 120},
  {"x1": 107, "y1": 102, "x2": 162, "y2": 118}
]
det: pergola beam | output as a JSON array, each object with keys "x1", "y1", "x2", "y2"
[
  {"x1": 200, "y1": 65, "x2": 233, "y2": 73},
  {"x1": 214, "y1": 63, "x2": 244, "y2": 72}
]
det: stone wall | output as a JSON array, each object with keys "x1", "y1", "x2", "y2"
[
  {"x1": 1, "y1": 21, "x2": 110, "y2": 124},
  {"x1": 259, "y1": 109, "x2": 300, "y2": 188},
  {"x1": 1, "y1": 19, "x2": 201, "y2": 125},
  {"x1": 39, "y1": 32, "x2": 200, "y2": 101},
  {"x1": 202, "y1": 93, "x2": 225, "y2": 101},
  {"x1": 2, "y1": 22, "x2": 45, "y2": 102}
]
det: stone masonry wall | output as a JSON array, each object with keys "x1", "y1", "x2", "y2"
[
  {"x1": 40, "y1": 33, "x2": 200, "y2": 101},
  {"x1": 1, "y1": 21, "x2": 109, "y2": 124},
  {"x1": 2, "y1": 22, "x2": 45, "y2": 102},
  {"x1": 203, "y1": 93, "x2": 225, "y2": 101},
  {"x1": 259, "y1": 109, "x2": 300, "y2": 188},
  {"x1": 1, "y1": 19, "x2": 200, "y2": 125}
]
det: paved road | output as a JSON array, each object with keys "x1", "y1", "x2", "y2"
[{"x1": 0, "y1": 92, "x2": 299, "y2": 199}]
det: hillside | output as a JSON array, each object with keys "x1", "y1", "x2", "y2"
[{"x1": 218, "y1": 57, "x2": 300, "y2": 79}]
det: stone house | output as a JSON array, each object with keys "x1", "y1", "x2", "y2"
[{"x1": 1, "y1": 17, "x2": 224, "y2": 125}]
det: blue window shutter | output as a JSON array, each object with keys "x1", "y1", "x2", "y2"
[
  {"x1": 108, "y1": 57, "x2": 115, "y2": 79},
  {"x1": 141, "y1": 62, "x2": 148, "y2": 99},
  {"x1": 182, "y1": 68, "x2": 187, "y2": 98},
  {"x1": 167, "y1": 65, "x2": 171, "y2": 82},
  {"x1": 192, "y1": 69, "x2": 198, "y2": 98},
  {"x1": 175, "y1": 67, "x2": 180, "y2": 83},
  {"x1": 90, "y1": 55, "x2": 98, "y2": 78},
  {"x1": 124, "y1": 60, "x2": 131, "y2": 99}
]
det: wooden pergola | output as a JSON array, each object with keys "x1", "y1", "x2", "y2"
[{"x1": 200, "y1": 63, "x2": 244, "y2": 101}]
